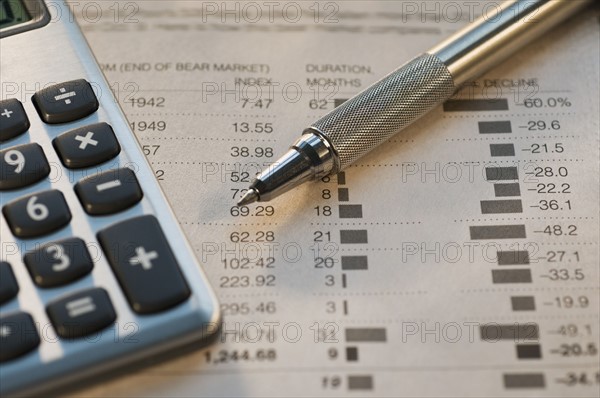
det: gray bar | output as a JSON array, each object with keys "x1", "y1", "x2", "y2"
[
  {"x1": 492, "y1": 269, "x2": 532, "y2": 284},
  {"x1": 481, "y1": 200, "x2": 523, "y2": 214},
  {"x1": 470, "y1": 225, "x2": 526, "y2": 240},
  {"x1": 348, "y1": 375, "x2": 373, "y2": 390},
  {"x1": 497, "y1": 250, "x2": 530, "y2": 265},
  {"x1": 443, "y1": 99, "x2": 509, "y2": 112},
  {"x1": 511, "y1": 296, "x2": 536, "y2": 311},
  {"x1": 516, "y1": 344, "x2": 542, "y2": 359},
  {"x1": 341, "y1": 256, "x2": 368, "y2": 270},
  {"x1": 486, "y1": 167, "x2": 519, "y2": 181},
  {"x1": 337, "y1": 172, "x2": 346, "y2": 185},
  {"x1": 345, "y1": 328, "x2": 387, "y2": 342},
  {"x1": 340, "y1": 230, "x2": 368, "y2": 244},
  {"x1": 480, "y1": 324, "x2": 539, "y2": 341},
  {"x1": 339, "y1": 204, "x2": 363, "y2": 218},
  {"x1": 503, "y1": 373, "x2": 545, "y2": 389},
  {"x1": 338, "y1": 188, "x2": 349, "y2": 201},
  {"x1": 479, "y1": 120, "x2": 512, "y2": 134},
  {"x1": 490, "y1": 143, "x2": 515, "y2": 157},
  {"x1": 346, "y1": 347, "x2": 358, "y2": 361},
  {"x1": 334, "y1": 98, "x2": 348, "y2": 108},
  {"x1": 494, "y1": 183, "x2": 521, "y2": 197}
]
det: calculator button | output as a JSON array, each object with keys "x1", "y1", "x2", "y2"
[
  {"x1": 0, "y1": 144, "x2": 50, "y2": 190},
  {"x1": 24, "y1": 238, "x2": 94, "y2": 288},
  {"x1": 46, "y1": 288, "x2": 116, "y2": 339},
  {"x1": 98, "y1": 215, "x2": 190, "y2": 314},
  {"x1": 0, "y1": 262, "x2": 19, "y2": 305},
  {"x1": 32, "y1": 79, "x2": 99, "y2": 124},
  {"x1": 2, "y1": 190, "x2": 72, "y2": 238},
  {"x1": 0, "y1": 312, "x2": 40, "y2": 363},
  {"x1": 53, "y1": 123, "x2": 121, "y2": 169},
  {"x1": 75, "y1": 168, "x2": 143, "y2": 215},
  {"x1": 0, "y1": 99, "x2": 30, "y2": 142}
]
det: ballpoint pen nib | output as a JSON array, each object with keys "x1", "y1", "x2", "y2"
[{"x1": 237, "y1": 188, "x2": 259, "y2": 206}]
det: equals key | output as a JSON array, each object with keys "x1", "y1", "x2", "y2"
[{"x1": 75, "y1": 168, "x2": 143, "y2": 215}]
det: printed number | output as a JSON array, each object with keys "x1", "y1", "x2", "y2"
[
  {"x1": 26, "y1": 196, "x2": 49, "y2": 221},
  {"x1": 4, "y1": 150, "x2": 25, "y2": 173},
  {"x1": 230, "y1": 146, "x2": 273, "y2": 158},
  {"x1": 46, "y1": 244, "x2": 71, "y2": 272}
]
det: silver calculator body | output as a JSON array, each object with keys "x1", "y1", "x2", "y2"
[{"x1": 0, "y1": 0, "x2": 220, "y2": 395}]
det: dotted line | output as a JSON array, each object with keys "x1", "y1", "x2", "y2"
[
  {"x1": 338, "y1": 248, "x2": 408, "y2": 252},
  {"x1": 313, "y1": 318, "x2": 430, "y2": 325},
  {"x1": 185, "y1": 222, "x2": 279, "y2": 226},
  {"x1": 461, "y1": 286, "x2": 600, "y2": 293},
  {"x1": 310, "y1": 222, "x2": 421, "y2": 226},
  {"x1": 446, "y1": 135, "x2": 578, "y2": 141},
  {"x1": 312, "y1": 290, "x2": 428, "y2": 297},
  {"x1": 388, "y1": 139, "x2": 415, "y2": 143},
  {"x1": 342, "y1": 243, "x2": 598, "y2": 250},
  {"x1": 152, "y1": 161, "x2": 203, "y2": 165},
  {"x1": 150, "y1": 161, "x2": 271, "y2": 165},
  {"x1": 464, "y1": 314, "x2": 598, "y2": 321},
  {"x1": 442, "y1": 112, "x2": 575, "y2": 118},
  {"x1": 458, "y1": 159, "x2": 583, "y2": 163},
  {"x1": 141, "y1": 136, "x2": 277, "y2": 142},
  {"x1": 129, "y1": 113, "x2": 278, "y2": 118},
  {"x1": 219, "y1": 292, "x2": 280, "y2": 298},
  {"x1": 349, "y1": 159, "x2": 584, "y2": 167},
  {"x1": 534, "y1": 242, "x2": 597, "y2": 246},
  {"x1": 454, "y1": 217, "x2": 594, "y2": 222}
]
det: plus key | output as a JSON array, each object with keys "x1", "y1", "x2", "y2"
[
  {"x1": 0, "y1": 99, "x2": 30, "y2": 142},
  {"x1": 98, "y1": 216, "x2": 190, "y2": 314}
]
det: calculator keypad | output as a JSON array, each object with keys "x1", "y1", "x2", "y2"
[
  {"x1": 0, "y1": 99, "x2": 30, "y2": 142},
  {"x1": 0, "y1": 143, "x2": 50, "y2": 190},
  {"x1": 24, "y1": 238, "x2": 94, "y2": 288},
  {"x1": 53, "y1": 122, "x2": 121, "y2": 169},
  {"x1": 0, "y1": 312, "x2": 40, "y2": 363},
  {"x1": 3, "y1": 190, "x2": 72, "y2": 238},
  {"x1": 75, "y1": 168, "x2": 143, "y2": 215},
  {"x1": 46, "y1": 288, "x2": 117, "y2": 339},
  {"x1": 32, "y1": 79, "x2": 99, "y2": 124},
  {"x1": 0, "y1": 262, "x2": 19, "y2": 305},
  {"x1": 0, "y1": 79, "x2": 195, "y2": 371},
  {"x1": 98, "y1": 215, "x2": 191, "y2": 314}
]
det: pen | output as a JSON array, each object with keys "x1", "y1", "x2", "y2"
[{"x1": 237, "y1": 0, "x2": 593, "y2": 206}]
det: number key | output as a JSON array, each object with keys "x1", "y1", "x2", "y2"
[
  {"x1": 0, "y1": 144, "x2": 50, "y2": 190},
  {"x1": 0, "y1": 99, "x2": 30, "y2": 142},
  {"x1": 0, "y1": 262, "x2": 19, "y2": 305},
  {"x1": 24, "y1": 238, "x2": 94, "y2": 288},
  {"x1": 2, "y1": 190, "x2": 72, "y2": 238},
  {"x1": 0, "y1": 312, "x2": 40, "y2": 363}
]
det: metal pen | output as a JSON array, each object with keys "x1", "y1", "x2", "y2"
[{"x1": 237, "y1": 0, "x2": 593, "y2": 206}]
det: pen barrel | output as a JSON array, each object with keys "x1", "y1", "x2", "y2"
[
  {"x1": 308, "y1": 0, "x2": 594, "y2": 172},
  {"x1": 430, "y1": 0, "x2": 594, "y2": 86},
  {"x1": 308, "y1": 53, "x2": 455, "y2": 171}
]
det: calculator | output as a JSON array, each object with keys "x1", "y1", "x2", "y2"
[{"x1": 0, "y1": 0, "x2": 220, "y2": 395}]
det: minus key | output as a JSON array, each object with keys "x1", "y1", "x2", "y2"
[{"x1": 75, "y1": 168, "x2": 143, "y2": 215}]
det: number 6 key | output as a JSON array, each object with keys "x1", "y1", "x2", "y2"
[{"x1": 2, "y1": 190, "x2": 72, "y2": 238}]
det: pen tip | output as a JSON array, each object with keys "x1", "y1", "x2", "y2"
[{"x1": 237, "y1": 188, "x2": 260, "y2": 206}]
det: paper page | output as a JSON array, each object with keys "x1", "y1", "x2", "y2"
[{"x1": 72, "y1": 1, "x2": 599, "y2": 396}]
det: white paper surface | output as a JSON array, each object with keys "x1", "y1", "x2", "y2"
[{"x1": 73, "y1": 1, "x2": 599, "y2": 396}]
